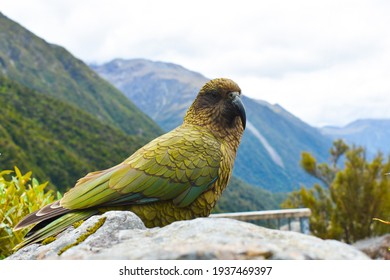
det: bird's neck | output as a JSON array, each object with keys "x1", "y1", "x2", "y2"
[{"x1": 183, "y1": 109, "x2": 244, "y2": 154}]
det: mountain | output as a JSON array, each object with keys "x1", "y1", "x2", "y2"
[
  {"x1": 237, "y1": 97, "x2": 332, "y2": 191},
  {"x1": 91, "y1": 59, "x2": 333, "y2": 192},
  {"x1": 321, "y1": 119, "x2": 390, "y2": 157},
  {"x1": 0, "y1": 76, "x2": 146, "y2": 192},
  {"x1": 91, "y1": 58, "x2": 206, "y2": 131},
  {"x1": 0, "y1": 12, "x2": 161, "y2": 139},
  {"x1": 214, "y1": 176, "x2": 285, "y2": 213},
  {"x1": 0, "y1": 13, "x2": 164, "y2": 191}
]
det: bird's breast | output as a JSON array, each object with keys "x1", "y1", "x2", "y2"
[{"x1": 125, "y1": 141, "x2": 236, "y2": 228}]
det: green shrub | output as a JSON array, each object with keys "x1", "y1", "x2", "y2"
[
  {"x1": 0, "y1": 167, "x2": 60, "y2": 258},
  {"x1": 283, "y1": 140, "x2": 390, "y2": 243}
]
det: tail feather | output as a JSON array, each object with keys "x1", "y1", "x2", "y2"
[
  {"x1": 13, "y1": 210, "x2": 98, "y2": 251},
  {"x1": 14, "y1": 201, "x2": 69, "y2": 230}
]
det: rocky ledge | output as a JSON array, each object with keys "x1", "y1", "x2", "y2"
[{"x1": 7, "y1": 211, "x2": 369, "y2": 260}]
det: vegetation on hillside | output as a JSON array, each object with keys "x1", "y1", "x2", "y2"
[
  {"x1": 282, "y1": 139, "x2": 390, "y2": 243},
  {"x1": 0, "y1": 12, "x2": 162, "y2": 139},
  {"x1": 0, "y1": 76, "x2": 148, "y2": 192},
  {"x1": 214, "y1": 176, "x2": 285, "y2": 213}
]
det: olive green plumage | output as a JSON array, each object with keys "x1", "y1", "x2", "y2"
[{"x1": 13, "y1": 78, "x2": 246, "y2": 250}]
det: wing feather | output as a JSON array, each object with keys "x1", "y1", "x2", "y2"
[{"x1": 60, "y1": 125, "x2": 222, "y2": 210}]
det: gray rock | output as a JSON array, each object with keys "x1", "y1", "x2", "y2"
[
  {"x1": 8, "y1": 211, "x2": 146, "y2": 260},
  {"x1": 353, "y1": 234, "x2": 390, "y2": 260},
  {"x1": 7, "y1": 211, "x2": 369, "y2": 260}
]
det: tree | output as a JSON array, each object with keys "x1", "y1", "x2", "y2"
[{"x1": 283, "y1": 140, "x2": 390, "y2": 243}]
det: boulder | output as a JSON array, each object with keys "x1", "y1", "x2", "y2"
[
  {"x1": 353, "y1": 234, "x2": 390, "y2": 260},
  {"x1": 7, "y1": 211, "x2": 369, "y2": 260}
]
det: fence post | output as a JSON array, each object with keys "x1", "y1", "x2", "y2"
[{"x1": 299, "y1": 217, "x2": 310, "y2": 234}]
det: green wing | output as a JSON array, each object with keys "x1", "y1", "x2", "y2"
[{"x1": 60, "y1": 125, "x2": 222, "y2": 209}]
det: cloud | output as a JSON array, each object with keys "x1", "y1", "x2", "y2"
[{"x1": 2, "y1": 0, "x2": 390, "y2": 127}]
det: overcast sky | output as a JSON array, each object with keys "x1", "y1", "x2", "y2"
[{"x1": 2, "y1": 0, "x2": 390, "y2": 127}]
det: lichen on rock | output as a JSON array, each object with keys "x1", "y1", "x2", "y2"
[{"x1": 58, "y1": 217, "x2": 106, "y2": 256}]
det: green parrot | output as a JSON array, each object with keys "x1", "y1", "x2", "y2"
[{"x1": 13, "y1": 78, "x2": 246, "y2": 250}]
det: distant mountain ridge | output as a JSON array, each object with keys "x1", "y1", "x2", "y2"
[
  {"x1": 91, "y1": 58, "x2": 206, "y2": 131},
  {"x1": 321, "y1": 119, "x2": 390, "y2": 157},
  {"x1": 92, "y1": 59, "x2": 333, "y2": 192}
]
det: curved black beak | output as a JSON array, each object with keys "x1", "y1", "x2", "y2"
[{"x1": 231, "y1": 93, "x2": 246, "y2": 129}]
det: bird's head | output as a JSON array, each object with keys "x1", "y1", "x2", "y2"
[{"x1": 184, "y1": 78, "x2": 246, "y2": 137}]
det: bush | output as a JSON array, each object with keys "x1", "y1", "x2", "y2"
[
  {"x1": 282, "y1": 140, "x2": 390, "y2": 243},
  {"x1": 0, "y1": 167, "x2": 60, "y2": 258}
]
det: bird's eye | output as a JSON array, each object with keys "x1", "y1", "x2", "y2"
[{"x1": 208, "y1": 90, "x2": 218, "y2": 98}]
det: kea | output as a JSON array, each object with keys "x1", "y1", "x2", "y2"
[{"x1": 13, "y1": 78, "x2": 246, "y2": 250}]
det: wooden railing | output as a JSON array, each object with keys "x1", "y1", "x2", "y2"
[{"x1": 210, "y1": 208, "x2": 311, "y2": 234}]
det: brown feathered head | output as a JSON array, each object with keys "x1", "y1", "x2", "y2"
[{"x1": 184, "y1": 78, "x2": 246, "y2": 134}]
